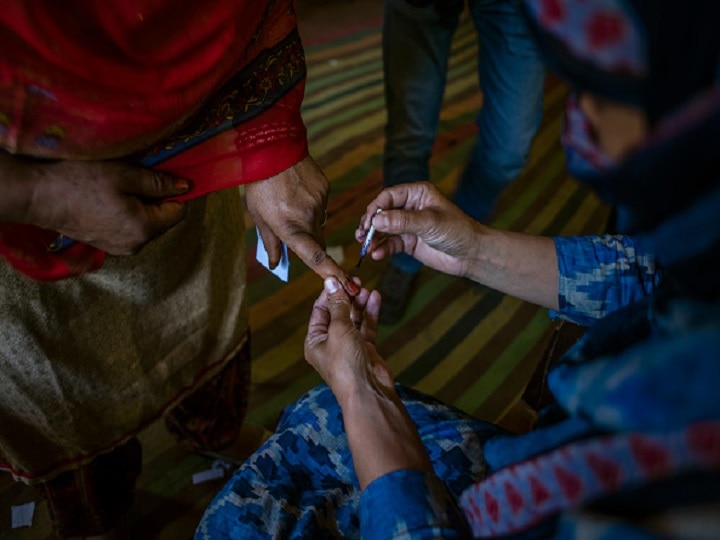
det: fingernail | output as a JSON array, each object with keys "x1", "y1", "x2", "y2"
[
  {"x1": 345, "y1": 279, "x2": 360, "y2": 296},
  {"x1": 324, "y1": 277, "x2": 340, "y2": 293},
  {"x1": 175, "y1": 179, "x2": 190, "y2": 192}
]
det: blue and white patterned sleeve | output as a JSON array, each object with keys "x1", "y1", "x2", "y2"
[
  {"x1": 360, "y1": 469, "x2": 470, "y2": 539},
  {"x1": 551, "y1": 235, "x2": 661, "y2": 326}
]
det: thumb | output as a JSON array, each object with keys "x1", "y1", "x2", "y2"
[
  {"x1": 372, "y1": 208, "x2": 421, "y2": 236},
  {"x1": 323, "y1": 276, "x2": 352, "y2": 323},
  {"x1": 374, "y1": 207, "x2": 444, "y2": 242},
  {"x1": 128, "y1": 169, "x2": 191, "y2": 200}
]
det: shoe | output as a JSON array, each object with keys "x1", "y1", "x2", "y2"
[{"x1": 377, "y1": 263, "x2": 418, "y2": 325}]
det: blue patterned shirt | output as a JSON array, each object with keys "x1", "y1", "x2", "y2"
[{"x1": 551, "y1": 235, "x2": 660, "y2": 326}]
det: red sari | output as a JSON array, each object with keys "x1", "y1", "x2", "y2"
[{"x1": 0, "y1": 0, "x2": 308, "y2": 280}]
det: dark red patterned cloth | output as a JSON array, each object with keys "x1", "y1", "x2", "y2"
[{"x1": 165, "y1": 338, "x2": 252, "y2": 452}]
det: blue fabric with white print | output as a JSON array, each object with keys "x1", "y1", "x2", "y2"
[
  {"x1": 195, "y1": 384, "x2": 502, "y2": 539},
  {"x1": 551, "y1": 234, "x2": 661, "y2": 327}
]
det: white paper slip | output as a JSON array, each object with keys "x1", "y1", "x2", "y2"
[
  {"x1": 11, "y1": 502, "x2": 35, "y2": 529},
  {"x1": 255, "y1": 227, "x2": 290, "y2": 282}
]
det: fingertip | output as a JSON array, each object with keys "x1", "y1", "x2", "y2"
[
  {"x1": 174, "y1": 178, "x2": 191, "y2": 194},
  {"x1": 354, "y1": 286, "x2": 370, "y2": 304},
  {"x1": 344, "y1": 278, "x2": 361, "y2": 296}
]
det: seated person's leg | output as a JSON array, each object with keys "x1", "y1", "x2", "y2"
[{"x1": 196, "y1": 384, "x2": 503, "y2": 539}]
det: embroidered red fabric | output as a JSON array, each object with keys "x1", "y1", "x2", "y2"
[{"x1": 0, "y1": 0, "x2": 308, "y2": 280}]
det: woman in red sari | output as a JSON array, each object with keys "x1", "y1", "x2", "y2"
[{"x1": 0, "y1": 1, "x2": 350, "y2": 537}]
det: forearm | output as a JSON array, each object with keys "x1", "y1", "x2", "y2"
[
  {"x1": 338, "y1": 382, "x2": 433, "y2": 491},
  {"x1": 464, "y1": 225, "x2": 559, "y2": 310}
]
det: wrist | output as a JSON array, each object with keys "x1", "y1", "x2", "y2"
[
  {"x1": 338, "y1": 381, "x2": 433, "y2": 489},
  {"x1": 460, "y1": 220, "x2": 493, "y2": 282},
  {"x1": 328, "y1": 359, "x2": 398, "y2": 409},
  {"x1": 335, "y1": 373, "x2": 397, "y2": 413}
]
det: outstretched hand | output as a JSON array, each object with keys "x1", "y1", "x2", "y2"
[
  {"x1": 246, "y1": 156, "x2": 357, "y2": 295},
  {"x1": 355, "y1": 182, "x2": 484, "y2": 278},
  {"x1": 304, "y1": 277, "x2": 392, "y2": 399}
]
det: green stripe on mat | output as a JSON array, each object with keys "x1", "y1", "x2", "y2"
[{"x1": 455, "y1": 308, "x2": 551, "y2": 415}]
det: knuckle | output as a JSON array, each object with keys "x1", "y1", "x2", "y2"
[
  {"x1": 310, "y1": 248, "x2": 328, "y2": 267},
  {"x1": 396, "y1": 212, "x2": 409, "y2": 229},
  {"x1": 150, "y1": 170, "x2": 168, "y2": 192}
]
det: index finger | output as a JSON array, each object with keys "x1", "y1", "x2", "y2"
[
  {"x1": 287, "y1": 231, "x2": 360, "y2": 296},
  {"x1": 361, "y1": 182, "x2": 433, "y2": 229}
]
